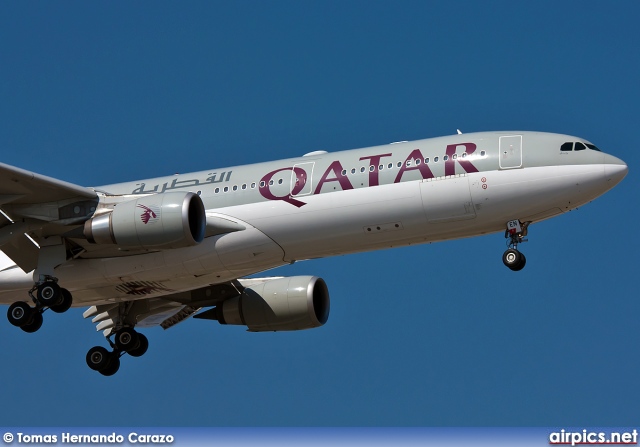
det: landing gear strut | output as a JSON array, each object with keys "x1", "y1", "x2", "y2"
[
  {"x1": 6, "y1": 277, "x2": 73, "y2": 333},
  {"x1": 502, "y1": 219, "x2": 530, "y2": 271},
  {"x1": 86, "y1": 327, "x2": 149, "y2": 376},
  {"x1": 7, "y1": 240, "x2": 73, "y2": 332}
]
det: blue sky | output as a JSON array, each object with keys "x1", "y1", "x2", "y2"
[{"x1": 0, "y1": 1, "x2": 638, "y2": 426}]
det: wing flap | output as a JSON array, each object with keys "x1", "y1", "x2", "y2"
[
  {"x1": 0, "y1": 212, "x2": 38, "y2": 271},
  {"x1": 82, "y1": 281, "x2": 245, "y2": 335},
  {"x1": 0, "y1": 233, "x2": 38, "y2": 273}
]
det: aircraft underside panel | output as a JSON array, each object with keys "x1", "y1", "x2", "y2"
[
  {"x1": 0, "y1": 221, "x2": 287, "y2": 306},
  {"x1": 469, "y1": 164, "x2": 611, "y2": 227},
  {"x1": 221, "y1": 180, "x2": 429, "y2": 261}
]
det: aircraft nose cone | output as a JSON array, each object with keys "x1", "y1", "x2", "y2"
[{"x1": 603, "y1": 154, "x2": 628, "y2": 187}]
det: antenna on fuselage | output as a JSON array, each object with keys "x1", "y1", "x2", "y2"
[{"x1": 457, "y1": 129, "x2": 462, "y2": 135}]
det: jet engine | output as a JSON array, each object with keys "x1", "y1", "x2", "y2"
[
  {"x1": 217, "y1": 276, "x2": 330, "y2": 331},
  {"x1": 84, "y1": 191, "x2": 206, "y2": 249}
]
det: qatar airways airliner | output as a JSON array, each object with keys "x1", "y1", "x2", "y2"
[{"x1": 0, "y1": 131, "x2": 627, "y2": 375}]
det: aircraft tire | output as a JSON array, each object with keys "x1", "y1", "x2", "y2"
[
  {"x1": 51, "y1": 288, "x2": 72, "y2": 314},
  {"x1": 37, "y1": 282, "x2": 62, "y2": 307},
  {"x1": 511, "y1": 252, "x2": 526, "y2": 271},
  {"x1": 86, "y1": 346, "x2": 113, "y2": 371},
  {"x1": 114, "y1": 327, "x2": 140, "y2": 353},
  {"x1": 7, "y1": 302, "x2": 34, "y2": 327},
  {"x1": 502, "y1": 249, "x2": 523, "y2": 270},
  {"x1": 128, "y1": 333, "x2": 149, "y2": 357},
  {"x1": 99, "y1": 356, "x2": 120, "y2": 376},
  {"x1": 20, "y1": 312, "x2": 43, "y2": 333}
]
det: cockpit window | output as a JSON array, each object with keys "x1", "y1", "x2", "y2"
[{"x1": 561, "y1": 141, "x2": 600, "y2": 152}]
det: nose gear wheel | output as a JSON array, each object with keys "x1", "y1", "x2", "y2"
[
  {"x1": 502, "y1": 220, "x2": 531, "y2": 271},
  {"x1": 502, "y1": 248, "x2": 526, "y2": 271}
]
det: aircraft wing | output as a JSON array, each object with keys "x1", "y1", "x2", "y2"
[
  {"x1": 0, "y1": 161, "x2": 97, "y2": 206},
  {"x1": 0, "y1": 162, "x2": 98, "y2": 271}
]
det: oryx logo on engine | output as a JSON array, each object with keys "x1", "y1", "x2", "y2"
[{"x1": 137, "y1": 204, "x2": 160, "y2": 224}]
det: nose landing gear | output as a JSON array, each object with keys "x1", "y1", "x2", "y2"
[{"x1": 502, "y1": 219, "x2": 530, "y2": 271}]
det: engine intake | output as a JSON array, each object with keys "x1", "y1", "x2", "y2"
[
  {"x1": 217, "y1": 276, "x2": 330, "y2": 331},
  {"x1": 84, "y1": 192, "x2": 206, "y2": 249}
]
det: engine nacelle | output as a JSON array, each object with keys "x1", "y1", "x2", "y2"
[
  {"x1": 218, "y1": 276, "x2": 330, "y2": 331},
  {"x1": 84, "y1": 192, "x2": 206, "y2": 249}
]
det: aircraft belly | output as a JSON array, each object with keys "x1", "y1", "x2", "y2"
[
  {"x1": 211, "y1": 226, "x2": 286, "y2": 273},
  {"x1": 221, "y1": 164, "x2": 614, "y2": 261},
  {"x1": 224, "y1": 181, "x2": 431, "y2": 260},
  {"x1": 0, "y1": 215, "x2": 287, "y2": 305}
]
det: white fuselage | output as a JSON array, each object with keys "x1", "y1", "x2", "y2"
[{"x1": 0, "y1": 131, "x2": 628, "y2": 306}]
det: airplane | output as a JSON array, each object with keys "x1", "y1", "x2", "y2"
[{"x1": 0, "y1": 131, "x2": 627, "y2": 376}]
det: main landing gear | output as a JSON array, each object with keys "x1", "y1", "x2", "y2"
[
  {"x1": 86, "y1": 327, "x2": 149, "y2": 376},
  {"x1": 502, "y1": 219, "x2": 531, "y2": 271},
  {"x1": 6, "y1": 277, "x2": 73, "y2": 333}
]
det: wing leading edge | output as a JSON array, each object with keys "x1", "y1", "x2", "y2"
[{"x1": 0, "y1": 162, "x2": 98, "y2": 271}]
